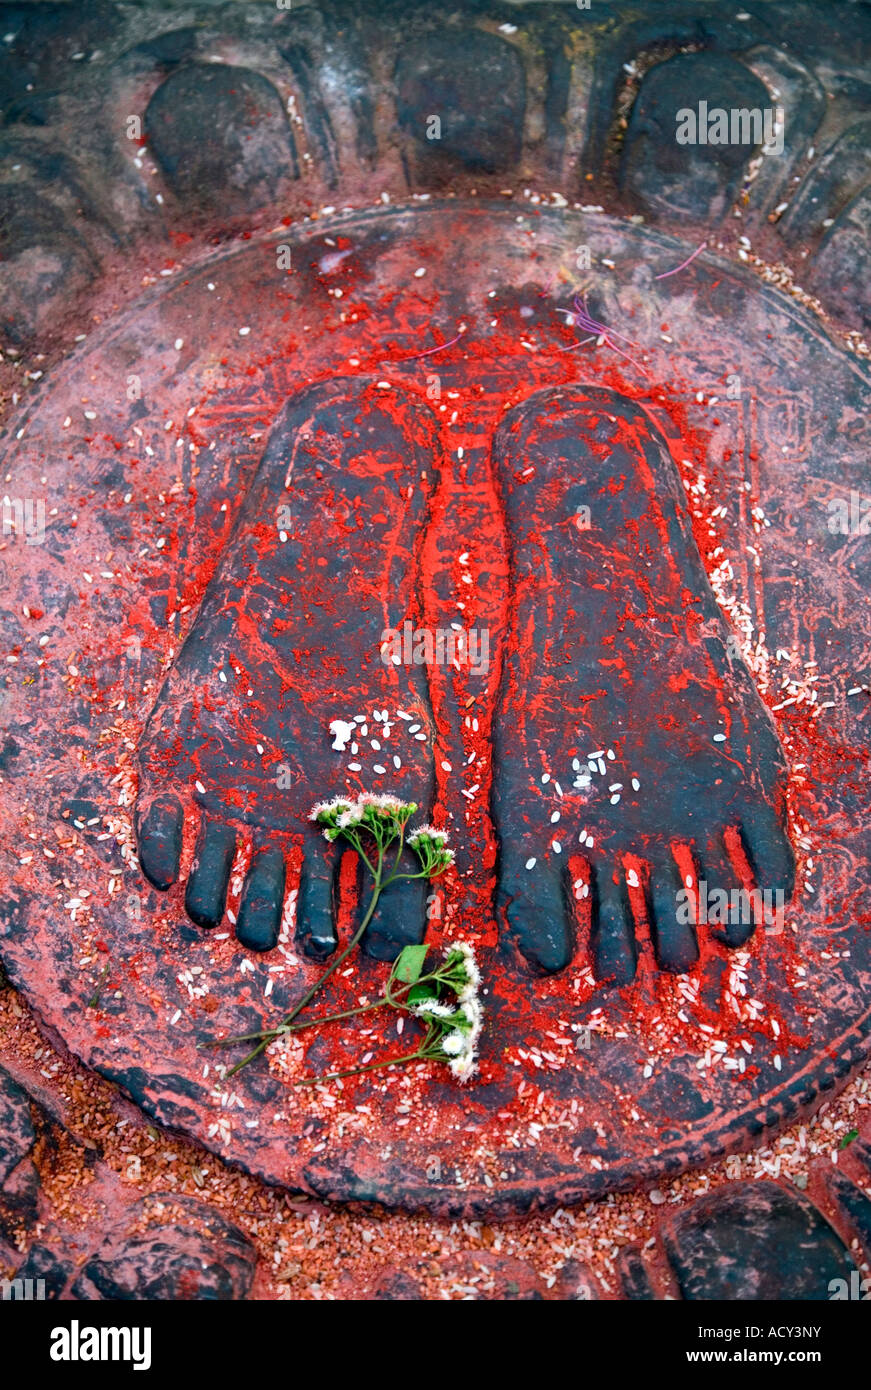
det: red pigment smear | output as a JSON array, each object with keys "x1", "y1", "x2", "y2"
[{"x1": 8, "y1": 221, "x2": 864, "y2": 1140}]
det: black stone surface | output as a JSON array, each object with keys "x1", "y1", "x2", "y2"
[
  {"x1": 662, "y1": 1183, "x2": 860, "y2": 1301},
  {"x1": 71, "y1": 1194, "x2": 257, "y2": 1301}
]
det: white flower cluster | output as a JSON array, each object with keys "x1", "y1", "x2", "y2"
[
  {"x1": 406, "y1": 822, "x2": 454, "y2": 871},
  {"x1": 412, "y1": 941, "x2": 483, "y2": 1083},
  {"x1": 309, "y1": 796, "x2": 354, "y2": 837},
  {"x1": 309, "y1": 795, "x2": 452, "y2": 874},
  {"x1": 407, "y1": 823, "x2": 448, "y2": 848},
  {"x1": 440, "y1": 997, "x2": 483, "y2": 1083},
  {"x1": 357, "y1": 792, "x2": 412, "y2": 816},
  {"x1": 309, "y1": 793, "x2": 417, "y2": 842},
  {"x1": 304, "y1": 792, "x2": 473, "y2": 1088},
  {"x1": 448, "y1": 941, "x2": 481, "y2": 1002}
]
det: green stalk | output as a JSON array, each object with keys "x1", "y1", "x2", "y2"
[
  {"x1": 228, "y1": 838, "x2": 394, "y2": 1075},
  {"x1": 293, "y1": 1048, "x2": 428, "y2": 1087},
  {"x1": 209, "y1": 958, "x2": 448, "y2": 1053},
  {"x1": 221, "y1": 813, "x2": 450, "y2": 1077},
  {"x1": 210, "y1": 997, "x2": 390, "y2": 1049},
  {"x1": 294, "y1": 1025, "x2": 441, "y2": 1087}
]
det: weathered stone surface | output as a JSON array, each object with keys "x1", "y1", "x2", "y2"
[
  {"x1": 371, "y1": 1266, "x2": 422, "y2": 1300},
  {"x1": 71, "y1": 1194, "x2": 257, "y2": 1301},
  {"x1": 1, "y1": 3, "x2": 871, "y2": 1258},
  {"x1": 0, "y1": 1067, "x2": 40, "y2": 1238},
  {"x1": 13, "y1": 1243, "x2": 72, "y2": 1299},
  {"x1": 0, "y1": 146, "x2": 101, "y2": 341},
  {"x1": 1, "y1": 204, "x2": 868, "y2": 1218},
  {"x1": 739, "y1": 46, "x2": 826, "y2": 214},
  {"x1": 0, "y1": 1067, "x2": 35, "y2": 1185},
  {"x1": 780, "y1": 119, "x2": 871, "y2": 246},
  {"x1": 145, "y1": 63, "x2": 298, "y2": 216},
  {"x1": 556, "y1": 1258, "x2": 599, "y2": 1301},
  {"x1": 435, "y1": 1250, "x2": 551, "y2": 1300},
  {"x1": 662, "y1": 1182, "x2": 859, "y2": 1300},
  {"x1": 128, "y1": 26, "x2": 199, "y2": 72},
  {"x1": 620, "y1": 52, "x2": 771, "y2": 221},
  {"x1": 852, "y1": 1140, "x2": 871, "y2": 1177},
  {"x1": 0, "y1": 0, "x2": 870, "y2": 353},
  {"x1": 0, "y1": 240, "x2": 96, "y2": 344},
  {"x1": 0, "y1": 0, "x2": 121, "y2": 110},
  {"x1": 805, "y1": 188, "x2": 871, "y2": 330},
  {"x1": 0, "y1": 1157, "x2": 39, "y2": 1239},
  {"x1": 395, "y1": 29, "x2": 526, "y2": 176},
  {"x1": 617, "y1": 1245, "x2": 656, "y2": 1300},
  {"x1": 821, "y1": 1168, "x2": 871, "y2": 1265}
]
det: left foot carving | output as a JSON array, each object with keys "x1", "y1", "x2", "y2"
[
  {"x1": 135, "y1": 377, "x2": 441, "y2": 957},
  {"x1": 492, "y1": 385, "x2": 795, "y2": 980}
]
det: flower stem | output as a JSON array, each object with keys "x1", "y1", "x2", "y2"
[
  {"x1": 208, "y1": 951, "x2": 452, "y2": 1053},
  {"x1": 294, "y1": 1024, "x2": 441, "y2": 1087},
  {"x1": 208, "y1": 997, "x2": 390, "y2": 1049},
  {"x1": 227, "y1": 846, "x2": 389, "y2": 1076},
  {"x1": 294, "y1": 1047, "x2": 428, "y2": 1087}
]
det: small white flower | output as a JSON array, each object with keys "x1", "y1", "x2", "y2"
[
  {"x1": 309, "y1": 797, "x2": 351, "y2": 821},
  {"x1": 358, "y1": 792, "x2": 406, "y2": 813},
  {"x1": 441, "y1": 1030, "x2": 466, "y2": 1056},
  {"x1": 408, "y1": 823, "x2": 448, "y2": 847},
  {"x1": 452, "y1": 941, "x2": 480, "y2": 994},
  {"x1": 413, "y1": 1000, "x2": 456, "y2": 1020},
  {"x1": 460, "y1": 997, "x2": 482, "y2": 1032},
  {"x1": 449, "y1": 1051, "x2": 478, "y2": 1083}
]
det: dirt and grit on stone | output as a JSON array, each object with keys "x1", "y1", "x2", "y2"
[
  {"x1": 1, "y1": 204, "x2": 869, "y2": 1215},
  {"x1": 1, "y1": 0, "x2": 871, "y2": 1307},
  {"x1": 2, "y1": 973, "x2": 870, "y2": 1298}
]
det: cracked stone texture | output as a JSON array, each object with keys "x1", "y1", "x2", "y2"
[
  {"x1": 71, "y1": 1193, "x2": 257, "y2": 1300},
  {"x1": 0, "y1": 0, "x2": 869, "y2": 345},
  {"x1": 0, "y1": 0, "x2": 870, "y2": 1299},
  {"x1": 1, "y1": 199, "x2": 868, "y2": 1218},
  {"x1": 0, "y1": 1065, "x2": 40, "y2": 1239},
  {"x1": 0, "y1": 1065, "x2": 35, "y2": 1184},
  {"x1": 661, "y1": 1182, "x2": 859, "y2": 1300}
]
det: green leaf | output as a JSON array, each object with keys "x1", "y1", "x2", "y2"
[
  {"x1": 406, "y1": 982, "x2": 438, "y2": 1006},
  {"x1": 839, "y1": 1128, "x2": 859, "y2": 1150},
  {"x1": 393, "y1": 943, "x2": 429, "y2": 984}
]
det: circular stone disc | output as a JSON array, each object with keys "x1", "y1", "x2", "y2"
[{"x1": 1, "y1": 202, "x2": 869, "y2": 1217}]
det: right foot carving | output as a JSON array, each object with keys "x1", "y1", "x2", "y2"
[
  {"x1": 492, "y1": 385, "x2": 795, "y2": 981},
  {"x1": 135, "y1": 378, "x2": 441, "y2": 958}
]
